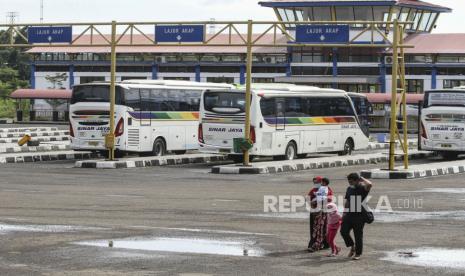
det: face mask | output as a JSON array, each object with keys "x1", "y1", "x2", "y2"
[
  {"x1": 349, "y1": 184, "x2": 356, "y2": 189},
  {"x1": 314, "y1": 184, "x2": 321, "y2": 188}
]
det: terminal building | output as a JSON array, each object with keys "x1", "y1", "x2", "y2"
[{"x1": 28, "y1": 0, "x2": 465, "y2": 94}]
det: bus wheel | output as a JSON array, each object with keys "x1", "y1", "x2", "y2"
[
  {"x1": 285, "y1": 142, "x2": 297, "y2": 160},
  {"x1": 152, "y1": 138, "x2": 166, "y2": 156},
  {"x1": 173, "y1": 150, "x2": 187, "y2": 155},
  {"x1": 441, "y1": 151, "x2": 458, "y2": 160},
  {"x1": 339, "y1": 139, "x2": 354, "y2": 156}
]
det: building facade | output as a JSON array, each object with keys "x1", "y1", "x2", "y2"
[{"x1": 29, "y1": 0, "x2": 465, "y2": 94}]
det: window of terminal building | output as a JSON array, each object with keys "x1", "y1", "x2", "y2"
[
  {"x1": 437, "y1": 56, "x2": 465, "y2": 63},
  {"x1": 337, "y1": 84, "x2": 379, "y2": 93},
  {"x1": 180, "y1": 55, "x2": 199, "y2": 62},
  {"x1": 291, "y1": 53, "x2": 328, "y2": 63},
  {"x1": 406, "y1": 79, "x2": 424, "y2": 93},
  {"x1": 252, "y1": 67, "x2": 286, "y2": 74},
  {"x1": 221, "y1": 55, "x2": 243, "y2": 62},
  {"x1": 163, "y1": 77, "x2": 190, "y2": 81},
  {"x1": 404, "y1": 67, "x2": 432, "y2": 75},
  {"x1": 206, "y1": 77, "x2": 235, "y2": 84},
  {"x1": 335, "y1": 6, "x2": 355, "y2": 21},
  {"x1": 337, "y1": 67, "x2": 380, "y2": 76},
  {"x1": 443, "y1": 80, "x2": 465, "y2": 89},
  {"x1": 405, "y1": 55, "x2": 433, "y2": 63},
  {"x1": 372, "y1": 6, "x2": 391, "y2": 21},
  {"x1": 79, "y1": 76, "x2": 105, "y2": 84},
  {"x1": 291, "y1": 67, "x2": 332, "y2": 76},
  {"x1": 252, "y1": 78, "x2": 274, "y2": 83},
  {"x1": 353, "y1": 6, "x2": 374, "y2": 22},
  {"x1": 201, "y1": 66, "x2": 240, "y2": 73},
  {"x1": 121, "y1": 76, "x2": 147, "y2": 81},
  {"x1": 437, "y1": 67, "x2": 465, "y2": 75},
  {"x1": 312, "y1": 7, "x2": 332, "y2": 21},
  {"x1": 419, "y1": 11, "x2": 432, "y2": 31},
  {"x1": 159, "y1": 66, "x2": 196, "y2": 73},
  {"x1": 200, "y1": 55, "x2": 220, "y2": 62}
]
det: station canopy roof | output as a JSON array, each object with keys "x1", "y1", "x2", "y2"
[
  {"x1": 27, "y1": 34, "x2": 288, "y2": 54},
  {"x1": 258, "y1": 0, "x2": 451, "y2": 12},
  {"x1": 402, "y1": 33, "x2": 465, "y2": 54},
  {"x1": 10, "y1": 89, "x2": 72, "y2": 100}
]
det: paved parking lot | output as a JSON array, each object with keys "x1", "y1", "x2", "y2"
[{"x1": 0, "y1": 152, "x2": 464, "y2": 275}]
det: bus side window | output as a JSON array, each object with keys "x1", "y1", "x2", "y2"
[
  {"x1": 126, "y1": 88, "x2": 141, "y2": 111},
  {"x1": 276, "y1": 99, "x2": 285, "y2": 118},
  {"x1": 140, "y1": 89, "x2": 151, "y2": 111},
  {"x1": 308, "y1": 98, "x2": 324, "y2": 117},
  {"x1": 260, "y1": 98, "x2": 276, "y2": 118}
]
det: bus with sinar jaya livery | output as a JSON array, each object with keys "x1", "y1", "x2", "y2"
[
  {"x1": 420, "y1": 88, "x2": 465, "y2": 159},
  {"x1": 70, "y1": 80, "x2": 233, "y2": 156},
  {"x1": 198, "y1": 86, "x2": 369, "y2": 162}
]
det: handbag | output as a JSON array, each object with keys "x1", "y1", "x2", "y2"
[{"x1": 364, "y1": 210, "x2": 374, "y2": 224}]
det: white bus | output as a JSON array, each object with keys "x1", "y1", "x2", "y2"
[
  {"x1": 70, "y1": 80, "x2": 233, "y2": 156},
  {"x1": 198, "y1": 87, "x2": 369, "y2": 161},
  {"x1": 420, "y1": 89, "x2": 465, "y2": 159}
]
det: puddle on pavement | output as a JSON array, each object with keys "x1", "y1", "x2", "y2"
[
  {"x1": 251, "y1": 210, "x2": 465, "y2": 223},
  {"x1": 0, "y1": 223, "x2": 104, "y2": 234},
  {"x1": 76, "y1": 237, "x2": 265, "y2": 257},
  {"x1": 383, "y1": 248, "x2": 465, "y2": 269}
]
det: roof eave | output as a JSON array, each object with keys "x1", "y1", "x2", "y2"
[{"x1": 258, "y1": 1, "x2": 396, "y2": 8}]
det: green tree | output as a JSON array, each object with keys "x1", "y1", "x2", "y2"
[
  {"x1": 0, "y1": 28, "x2": 31, "y2": 118},
  {"x1": 45, "y1": 73, "x2": 68, "y2": 111}
]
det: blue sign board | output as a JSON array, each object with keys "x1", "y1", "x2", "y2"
[
  {"x1": 28, "y1": 26, "x2": 72, "y2": 44},
  {"x1": 295, "y1": 25, "x2": 349, "y2": 44},
  {"x1": 155, "y1": 25, "x2": 204, "y2": 43}
]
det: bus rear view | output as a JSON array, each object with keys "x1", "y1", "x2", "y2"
[
  {"x1": 420, "y1": 89, "x2": 465, "y2": 159},
  {"x1": 198, "y1": 90, "x2": 247, "y2": 158},
  {"x1": 70, "y1": 84, "x2": 125, "y2": 152}
]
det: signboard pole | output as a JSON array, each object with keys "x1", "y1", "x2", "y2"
[
  {"x1": 400, "y1": 25, "x2": 409, "y2": 169},
  {"x1": 243, "y1": 20, "x2": 253, "y2": 166},
  {"x1": 389, "y1": 20, "x2": 399, "y2": 171},
  {"x1": 108, "y1": 20, "x2": 117, "y2": 161}
]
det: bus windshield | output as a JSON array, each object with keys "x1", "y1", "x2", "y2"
[
  {"x1": 424, "y1": 91, "x2": 465, "y2": 108},
  {"x1": 204, "y1": 92, "x2": 245, "y2": 114},
  {"x1": 71, "y1": 85, "x2": 124, "y2": 105}
]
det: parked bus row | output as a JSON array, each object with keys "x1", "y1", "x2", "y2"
[{"x1": 69, "y1": 80, "x2": 371, "y2": 161}]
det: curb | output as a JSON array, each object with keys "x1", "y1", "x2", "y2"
[
  {"x1": 361, "y1": 164, "x2": 465, "y2": 179},
  {"x1": 0, "y1": 151, "x2": 97, "y2": 164},
  {"x1": 0, "y1": 127, "x2": 59, "y2": 133},
  {"x1": 366, "y1": 141, "x2": 417, "y2": 150},
  {"x1": 75, "y1": 154, "x2": 229, "y2": 169},
  {"x1": 0, "y1": 136, "x2": 69, "y2": 144},
  {"x1": 211, "y1": 152, "x2": 433, "y2": 174},
  {"x1": 0, "y1": 131, "x2": 69, "y2": 139},
  {"x1": 0, "y1": 144, "x2": 70, "y2": 154}
]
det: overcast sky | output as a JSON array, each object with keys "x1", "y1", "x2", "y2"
[{"x1": 0, "y1": 0, "x2": 462, "y2": 33}]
